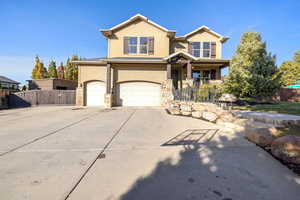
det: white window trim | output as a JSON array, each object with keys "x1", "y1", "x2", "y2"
[
  {"x1": 139, "y1": 37, "x2": 148, "y2": 55},
  {"x1": 128, "y1": 37, "x2": 138, "y2": 54},
  {"x1": 191, "y1": 41, "x2": 214, "y2": 58},
  {"x1": 127, "y1": 37, "x2": 151, "y2": 55}
]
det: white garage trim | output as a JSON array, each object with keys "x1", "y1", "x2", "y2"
[
  {"x1": 117, "y1": 82, "x2": 161, "y2": 106},
  {"x1": 86, "y1": 81, "x2": 105, "y2": 106}
]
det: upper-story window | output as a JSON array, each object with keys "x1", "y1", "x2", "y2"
[
  {"x1": 129, "y1": 37, "x2": 138, "y2": 54},
  {"x1": 191, "y1": 42, "x2": 201, "y2": 57},
  {"x1": 189, "y1": 41, "x2": 216, "y2": 58},
  {"x1": 140, "y1": 37, "x2": 148, "y2": 54},
  {"x1": 203, "y1": 42, "x2": 210, "y2": 58},
  {"x1": 124, "y1": 37, "x2": 154, "y2": 55}
]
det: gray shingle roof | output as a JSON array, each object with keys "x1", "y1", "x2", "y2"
[{"x1": 0, "y1": 76, "x2": 20, "y2": 84}]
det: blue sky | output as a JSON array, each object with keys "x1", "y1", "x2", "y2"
[{"x1": 1, "y1": 0, "x2": 299, "y2": 84}]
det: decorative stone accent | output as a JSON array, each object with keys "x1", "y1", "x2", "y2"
[
  {"x1": 245, "y1": 128, "x2": 275, "y2": 147},
  {"x1": 219, "y1": 93, "x2": 237, "y2": 102},
  {"x1": 76, "y1": 87, "x2": 84, "y2": 106},
  {"x1": 181, "y1": 111, "x2": 192, "y2": 116},
  {"x1": 192, "y1": 111, "x2": 203, "y2": 119},
  {"x1": 271, "y1": 135, "x2": 300, "y2": 164},
  {"x1": 218, "y1": 112, "x2": 236, "y2": 123},
  {"x1": 180, "y1": 102, "x2": 192, "y2": 112},
  {"x1": 161, "y1": 79, "x2": 174, "y2": 107},
  {"x1": 168, "y1": 107, "x2": 181, "y2": 115},
  {"x1": 104, "y1": 93, "x2": 113, "y2": 108},
  {"x1": 202, "y1": 112, "x2": 218, "y2": 122},
  {"x1": 192, "y1": 103, "x2": 206, "y2": 112}
]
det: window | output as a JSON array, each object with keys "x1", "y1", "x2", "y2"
[
  {"x1": 128, "y1": 37, "x2": 138, "y2": 54},
  {"x1": 124, "y1": 37, "x2": 154, "y2": 55},
  {"x1": 203, "y1": 42, "x2": 210, "y2": 58},
  {"x1": 191, "y1": 42, "x2": 201, "y2": 57},
  {"x1": 139, "y1": 37, "x2": 148, "y2": 54}
]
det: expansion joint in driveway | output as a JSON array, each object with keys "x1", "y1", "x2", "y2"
[
  {"x1": 64, "y1": 110, "x2": 136, "y2": 200},
  {"x1": 0, "y1": 110, "x2": 102, "y2": 157}
]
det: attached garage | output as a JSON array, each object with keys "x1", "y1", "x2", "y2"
[
  {"x1": 116, "y1": 82, "x2": 161, "y2": 106},
  {"x1": 86, "y1": 81, "x2": 105, "y2": 106}
]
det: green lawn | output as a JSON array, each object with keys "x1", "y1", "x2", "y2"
[{"x1": 233, "y1": 102, "x2": 300, "y2": 116}]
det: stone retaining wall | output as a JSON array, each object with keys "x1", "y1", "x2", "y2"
[{"x1": 166, "y1": 100, "x2": 236, "y2": 124}]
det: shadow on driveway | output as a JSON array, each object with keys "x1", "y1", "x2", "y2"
[{"x1": 119, "y1": 129, "x2": 300, "y2": 200}]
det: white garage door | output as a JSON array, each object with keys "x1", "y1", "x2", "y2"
[
  {"x1": 86, "y1": 81, "x2": 105, "y2": 106},
  {"x1": 117, "y1": 82, "x2": 161, "y2": 106}
]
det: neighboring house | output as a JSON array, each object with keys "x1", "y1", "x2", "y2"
[
  {"x1": 27, "y1": 78, "x2": 77, "y2": 90},
  {"x1": 74, "y1": 14, "x2": 230, "y2": 107},
  {"x1": 0, "y1": 76, "x2": 20, "y2": 89}
]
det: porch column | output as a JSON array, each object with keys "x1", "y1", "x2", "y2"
[
  {"x1": 106, "y1": 63, "x2": 111, "y2": 93},
  {"x1": 187, "y1": 60, "x2": 192, "y2": 79},
  {"x1": 105, "y1": 63, "x2": 113, "y2": 108},
  {"x1": 167, "y1": 63, "x2": 171, "y2": 79}
]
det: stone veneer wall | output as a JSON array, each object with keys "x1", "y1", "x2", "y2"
[
  {"x1": 160, "y1": 79, "x2": 174, "y2": 107},
  {"x1": 76, "y1": 87, "x2": 84, "y2": 106}
]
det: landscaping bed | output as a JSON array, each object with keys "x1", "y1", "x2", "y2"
[{"x1": 233, "y1": 102, "x2": 300, "y2": 116}]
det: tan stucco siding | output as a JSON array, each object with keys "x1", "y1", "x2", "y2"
[
  {"x1": 108, "y1": 20, "x2": 170, "y2": 58},
  {"x1": 79, "y1": 65, "x2": 106, "y2": 84},
  {"x1": 172, "y1": 31, "x2": 222, "y2": 58},
  {"x1": 113, "y1": 64, "x2": 167, "y2": 84}
]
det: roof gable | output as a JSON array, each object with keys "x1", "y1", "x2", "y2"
[
  {"x1": 100, "y1": 14, "x2": 176, "y2": 38},
  {"x1": 0, "y1": 76, "x2": 20, "y2": 84},
  {"x1": 177, "y1": 26, "x2": 229, "y2": 43}
]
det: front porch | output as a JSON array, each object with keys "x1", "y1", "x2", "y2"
[{"x1": 165, "y1": 52, "x2": 230, "y2": 89}]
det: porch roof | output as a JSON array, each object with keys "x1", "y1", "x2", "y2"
[{"x1": 72, "y1": 55, "x2": 230, "y2": 66}]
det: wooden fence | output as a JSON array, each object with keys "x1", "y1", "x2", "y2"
[
  {"x1": 0, "y1": 89, "x2": 12, "y2": 109},
  {"x1": 9, "y1": 90, "x2": 76, "y2": 108}
]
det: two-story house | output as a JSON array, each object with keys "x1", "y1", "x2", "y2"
[{"x1": 74, "y1": 14, "x2": 230, "y2": 107}]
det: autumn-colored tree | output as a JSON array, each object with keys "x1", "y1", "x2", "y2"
[{"x1": 279, "y1": 50, "x2": 300, "y2": 86}]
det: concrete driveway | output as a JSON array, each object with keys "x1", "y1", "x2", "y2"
[{"x1": 0, "y1": 106, "x2": 299, "y2": 200}]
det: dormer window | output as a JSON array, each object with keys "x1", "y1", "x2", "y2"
[{"x1": 124, "y1": 37, "x2": 154, "y2": 55}]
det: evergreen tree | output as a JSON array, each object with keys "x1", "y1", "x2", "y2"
[
  {"x1": 57, "y1": 62, "x2": 65, "y2": 79},
  {"x1": 64, "y1": 55, "x2": 79, "y2": 80},
  {"x1": 48, "y1": 60, "x2": 58, "y2": 78},
  {"x1": 224, "y1": 32, "x2": 281, "y2": 100}
]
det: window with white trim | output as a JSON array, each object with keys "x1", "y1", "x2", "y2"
[
  {"x1": 191, "y1": 42, "x2": 201, "y2": 57},
  {"x1": 203, "y1": 42, "x2": 211, "y2": 58},
  {"x1": 128, "y1": 37, "x2": 138, "y2": 54},
  {"x1": 139, "y1": 37, "x2": 148, "y2": 54}
]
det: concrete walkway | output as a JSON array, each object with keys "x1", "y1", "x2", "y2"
[
  {"x1": 0, "y1": 106, "x2": 299, "y2": 200},
  {"x1": 233, "y1": 110, "x2": 300, "y2": 126}
]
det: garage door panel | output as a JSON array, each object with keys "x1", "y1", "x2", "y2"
[
  {"x1": 86, "y1": 81, "x2": 105, "y2": 106},
  {"x1": 117, "y1": 82, "x2": 161, "y2": 106}
]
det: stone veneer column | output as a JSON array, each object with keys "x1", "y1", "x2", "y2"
[
  {"x1": 161, "y1": 79, "x2": 174, "y2": 107},
  {"x1": 75, "y1": 87, "x2": 84, "y2": 106},
  {"x1": 104, "y1": 63, "x2": 113, "y2": 108}
]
